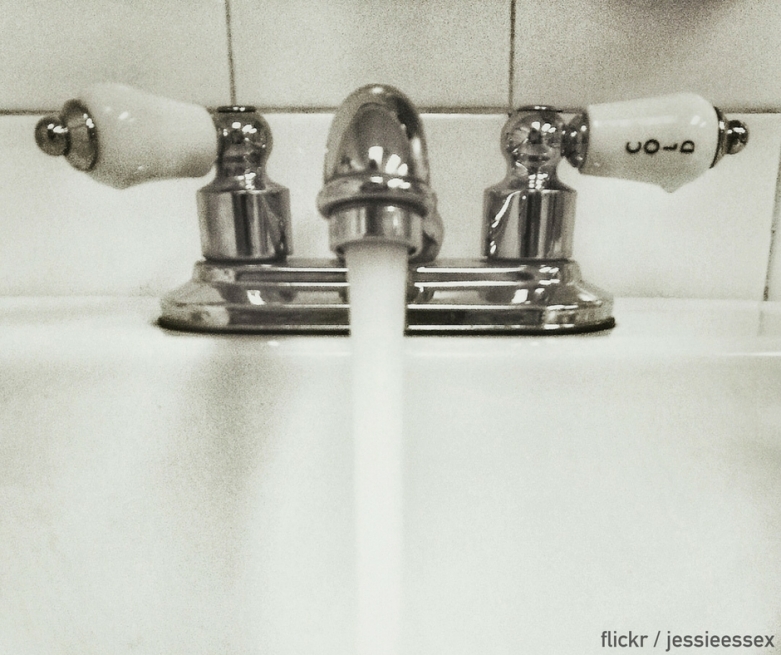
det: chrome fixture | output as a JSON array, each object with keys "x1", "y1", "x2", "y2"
[
  {"x1": 197, "y1": 107, "x2": 291, "y2": 262},
  {"x1": 35, "y1": 99, "x2": 98, "y2": 171},
  {"x1": 476, "y1": 105, "x2": 613, "y2": 332},
  {"x1": 37, "y1": 86, "x2": 749, "y2": 334},
  {"x1": 165, "y1": 83, "x2": 450, "y2": 333},
  {"x1": 317, "y1": 84, "x2": 443, "y2": 264}
]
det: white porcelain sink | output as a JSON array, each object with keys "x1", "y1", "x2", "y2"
[{"x1": 1, "y1": 297, "x2": 780, "y2": 654}]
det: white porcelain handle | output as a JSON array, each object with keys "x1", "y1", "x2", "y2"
[
  {"x1": 580, "y1": 93, "x2": 721, "y2": 192},
  {"x1": 82, "y1": 84, "x2": 217, "y2": 189},
  {"x1": 36, "y1": 83, "x2": 217, "y2": 189}
]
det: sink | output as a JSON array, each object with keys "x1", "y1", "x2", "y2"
[{"x1": 1, "y1": 297, "x2": 780, "y2": 654}]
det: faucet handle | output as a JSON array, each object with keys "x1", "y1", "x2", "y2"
[
  {"x1": 35, "y1": 83, "x2": 217, "y2": 189},
  {"x1": 566, "y1": 93, "x2": 749, "y2": 192},
  {"x1": 37, "y1": 84, "x2": 292, "y2": 262},
  {"x1": 483, "y1": 93, "x2": 749, "y2": 261}
]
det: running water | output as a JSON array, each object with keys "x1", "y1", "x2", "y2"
[{"x1": 344, "y1": 240, "x2": 409, "y2": 655}]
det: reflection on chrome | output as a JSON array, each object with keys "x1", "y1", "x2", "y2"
[{"x1": 246, "y1": 290, "x2": 265, "y2": 306}]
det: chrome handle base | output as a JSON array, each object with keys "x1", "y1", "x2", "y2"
[{"x1": 198, "y1": 107, "x2": 291, "y2": 262}]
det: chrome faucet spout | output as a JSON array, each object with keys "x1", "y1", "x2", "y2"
[{"x1": 317, "y1": 84, "x2": 443, "y2": 263}]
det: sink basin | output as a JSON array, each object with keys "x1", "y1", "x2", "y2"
[{"x1": 1, "y1": 297, "x2": 779, "y2": 654}]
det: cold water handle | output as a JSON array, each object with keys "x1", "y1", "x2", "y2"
[
  {"x1": 484, "y1": 93, "x2": 749, "y2": 261},
  {"x1": 567, "y1": 93, "x2": 749, "y2": 193}
]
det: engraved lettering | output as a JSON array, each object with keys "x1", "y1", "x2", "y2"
[
  {"x1": 626, "y1": 139, "x2": 695, "y2": 155},
  {"x1": 643, "y1": 139, "x2": 660, "y2": 155}
]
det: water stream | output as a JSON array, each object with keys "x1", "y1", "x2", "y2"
[{"x1": 345, "y1": 241, "x2": 409, "y2": 655}]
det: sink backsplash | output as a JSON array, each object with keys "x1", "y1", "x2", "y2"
[{"x1": 2, "y1": 0, "x2": 781, "y2": 300}]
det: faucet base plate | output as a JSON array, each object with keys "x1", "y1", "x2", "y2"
[{"x1": 159, "y1": 259, "x2": 614, "y2": 335}]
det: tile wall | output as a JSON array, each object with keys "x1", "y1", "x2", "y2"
[{"x1": 2, "y1": 0, "x2": 781, "y2": 300}]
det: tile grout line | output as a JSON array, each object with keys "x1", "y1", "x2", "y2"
[
  {"x1": 4, "y1": 107, "x2": 778, "y2": 118},
  {"x1": 224, "y1": 0, "x2": 237, "y2": 105},
  {"x1": 0, "y1": 107, "x2": 513, "y2": 117},
  {"x1": 762, "y1": 141, "x2": 781, "y2": 301},
  {"x1": 508, "y1": 0, "x2": 516, "y2": 112},
  {"x1": 0, "y1": 110, "x2": 57, "y2": 116}
]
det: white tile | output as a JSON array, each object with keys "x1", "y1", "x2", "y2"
[
  {"x1": 564, "y1": 114, "x2": 781, "y2": 300},
  {"x1": 0, "y1": 0, "x2": 231, "y2": 110},
  {"x1": 514, "y1": 0, "x2": 781, "y2": 110},
  {"x1": 231, "y1": 0, "x2": 510, "y2": 109},
  {"x1": 264, "y1": 114, "x2": 333, "y2": 259},
  {"x1": 422, "y1": 114, "x2": 508, "y2": 258},
  {"x1": 0, "y1": 116, "x2": 205, "y2": 296}
]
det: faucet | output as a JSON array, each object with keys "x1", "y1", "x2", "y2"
[
  {"x1": 317, "y1": 84, "x2": 442, "y2": 265},
  {"x1": 36, "y1": 85, "x2": 748, "y2": 335}
]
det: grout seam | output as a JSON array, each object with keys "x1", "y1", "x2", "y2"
[
  {"x1": 218, "y1": 106, "x2": 510, "y2": 115},
  {"x1": 224, "y1": 0, "x2": 237, "y2": 105},
  {"x1": 0, "y1": 107, "x2": 512, "y2": 116},
  {"x1": 7, "y1": 107, "x2": 781, "y2": 118},
  {"x1": 508, "y1": 0, "x2": 516, "y2": 112},
  {"x1": 762, "y1": 141, "x2": 781, "y2": 301},
  {"x1": 0, "y1": 110, "x2": 58, "y2": 116}
]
